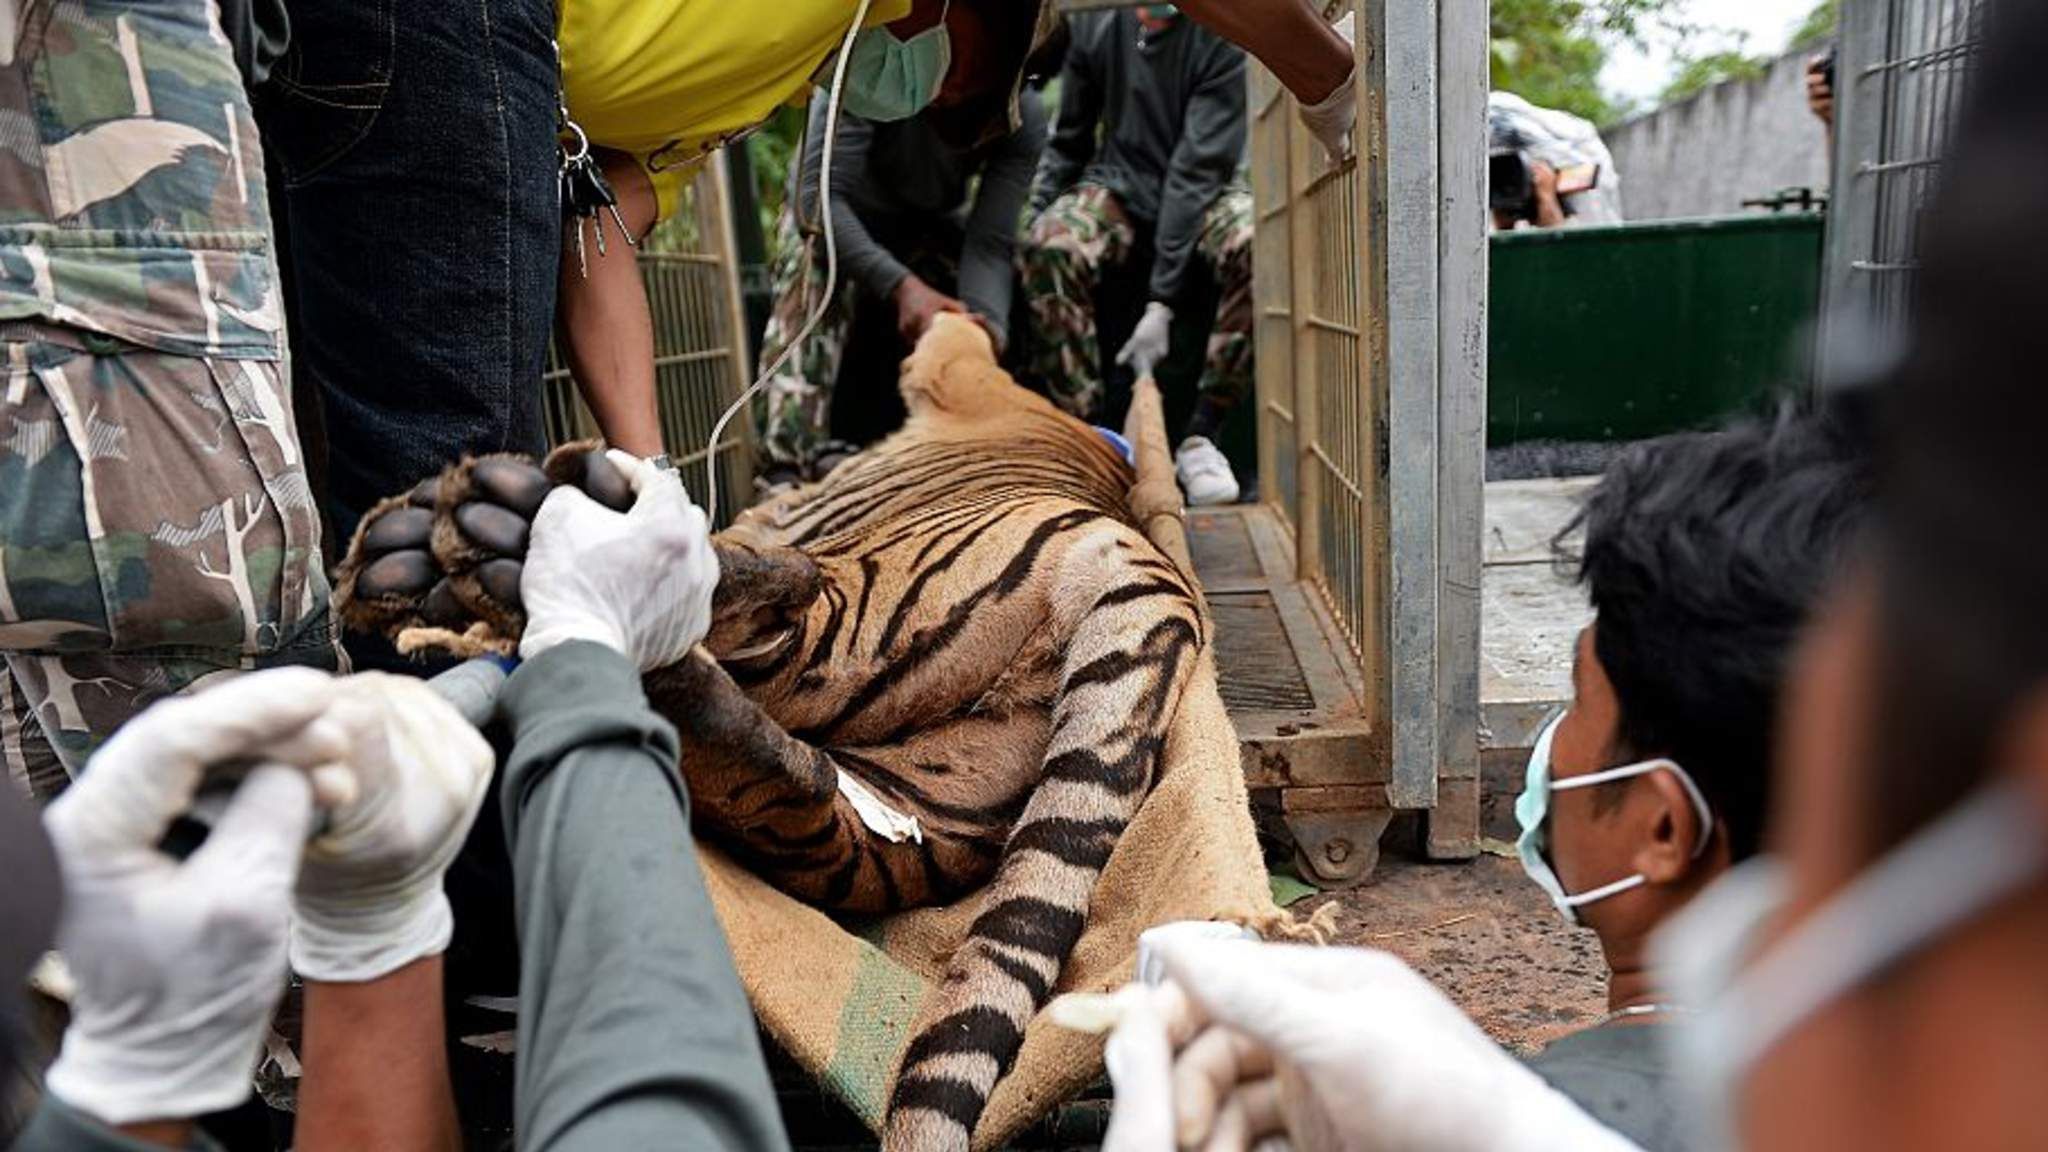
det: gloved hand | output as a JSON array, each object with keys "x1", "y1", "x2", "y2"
[
  {"x1": 290, "y1": 673, "x2": 495, "y2": 983},
  {"x1": 1117, "y1": 301, "x2": 1176, "y2": 379},
  {"x1": 41, "y1": 668, "x2": 348, "y2": 1127},
  {"x1": 520, "y1": 448, "x2": 721, "y2": 671},
  {"x1": 1299, "y1": 12, "x2": 1358, "y2": 161},
  {"x1": 1103, "y1": 941, "x2": 1646, "y2": 1152}
]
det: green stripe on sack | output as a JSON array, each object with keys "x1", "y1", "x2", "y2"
[{"x1": 822, "y1": 942, "x2": 928, "y2": 1130}]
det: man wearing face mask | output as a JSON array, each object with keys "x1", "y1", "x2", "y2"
[
  {"x1": 1653, "y1": 3, "x2": 2048, "y2": 1148},
  {"x1": 1512, "y1": 410, "x2": 1868, "y2": 1150},
  {"x1": 1087, "y1": 407, "x2": 1868, "y2": 1152},
  {"x1": 750, "y1": 14, "x2": 1057, "y2": 492}
]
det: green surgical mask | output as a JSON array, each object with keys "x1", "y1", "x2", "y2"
[{"x1": 841, "y1": 0, "x2": 952, "y2": 123}]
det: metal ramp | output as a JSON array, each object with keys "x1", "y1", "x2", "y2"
[{"x1": 1191, "y1": 504, "x2": 1412, "y2": 887}]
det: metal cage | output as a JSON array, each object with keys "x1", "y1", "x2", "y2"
[
  {"x1": 541, "y1": 158, "x2": 756, "y2": 524},
  {"x1": 1248, "y1": 0, "x2": 1487, "y2": 857},
  {"x1": 1824, "y1": 0, "x2": 1987, "y2": 337}
]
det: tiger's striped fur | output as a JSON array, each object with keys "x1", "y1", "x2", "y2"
[{"x1": 336, "y1": 314, "x2": 1206, "y2": 1149}]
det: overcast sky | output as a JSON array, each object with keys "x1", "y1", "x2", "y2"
[{"x1": 1601, "y1": 0, "x2": 1824, "y2": 104}]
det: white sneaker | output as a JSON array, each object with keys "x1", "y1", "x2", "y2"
[{"x1": 1175, "y1": 436, "x2": 1240, "y2": 506}]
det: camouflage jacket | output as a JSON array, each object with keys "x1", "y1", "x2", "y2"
[{"x1": 0, "y1": 0, "x2": 282, "y2": 360}]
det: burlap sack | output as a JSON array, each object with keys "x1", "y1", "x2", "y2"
[{"x1": 696, "y1": 379, "x2": 1284, "y2": 1147}]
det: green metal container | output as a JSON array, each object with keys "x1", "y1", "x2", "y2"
[{"x1": 1489, "y1": 212, "x2": 1825, "y2": 445}]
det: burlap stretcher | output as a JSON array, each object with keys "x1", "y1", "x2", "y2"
[{"x1": 696, "y1": 380, "x2": 1290, "y2": 1147}]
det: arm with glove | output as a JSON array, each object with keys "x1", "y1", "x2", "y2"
[
  {"x1": 1100, "y1": 940, "x2": 1647, "y2": 1152},
  {"x1": 501, "y1": 454, "x2": 789, "y2": 1152},
  {"x1": 1118, "y1": 43, "x2": 1248, "y2": 381},
  {"x1": 21, "y1": 669, "x2": 353, "y2": 1150},
  {"x1": 292, "y1": 674, "x2": 497, "y2": 1152},
  {"x1": 1174, "y1": 0, "x2": 1356, "y2": 159}
]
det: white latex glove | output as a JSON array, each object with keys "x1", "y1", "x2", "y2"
[
  {"x1": 1104, "y1": 942, "x2": 1646, "y2": 1152},
  {"x1": 42, "y1": 668, "x2": 347, "y2": 1127},
  {"x1": 290, "y1": 673, "x2": 495, "y2": 983},
  {"x1": 1117, "y1": 301, "x2": 1176, "y2": 379},
  {"x1": 520, "y1": 448, "x2": 720, "y2": 671},
  {"x1": 1299, "y1": 12, "x2": 1358, "y2": 161}
]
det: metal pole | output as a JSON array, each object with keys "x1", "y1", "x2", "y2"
[
  {"x1": 1383, "y1": 0, "x2": 1442, "y2": 810},
  {"x1": 1429, "y1": 0, "x2": 1487, "y2": 856}
]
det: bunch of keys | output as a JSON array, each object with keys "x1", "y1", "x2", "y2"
[{"x1": 559, "y1": 119, "x2": 638, "y2": 278}]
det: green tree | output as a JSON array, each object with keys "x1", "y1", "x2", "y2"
[
  {"x1": 1662, "y1": 41, "x2": 1770, "y2": 103},
  {"x1": 1491, "y1": 0, "x2": 1687, "y2": 125},
  {"x1": 1792, "y1": 0, "x2": 1840, "y2": 49}
]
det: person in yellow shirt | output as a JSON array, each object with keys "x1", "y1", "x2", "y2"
[
  {"x1": 557, "y1": 0, "x2": 1362, "y2": 463},
  {"x1": 556, "y1": 0, "x2": 1051, "y2": 459}
]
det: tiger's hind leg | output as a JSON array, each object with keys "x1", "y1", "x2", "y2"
[{"x1": 883, "y1": 530, "x2": 1203, "y2": 1152}]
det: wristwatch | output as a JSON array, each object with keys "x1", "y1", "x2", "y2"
[{"x1": 645, "y1": 453, "x2": 676, "y2": 473}]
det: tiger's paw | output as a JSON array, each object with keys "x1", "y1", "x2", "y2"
[{"x1": 333, "y1": 440, "x2": 635, "y2": 659}]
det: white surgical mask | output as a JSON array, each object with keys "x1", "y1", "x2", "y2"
[
  {"x1": 840, "y1": 0, "x2": 952, "y2": 123},
  {"x1": 1653, "y1": 779, "x2": 2047, "y2": 1152},
  {"x1": 1516, "y1": 712, "x2": 1715, "y2": 924}
]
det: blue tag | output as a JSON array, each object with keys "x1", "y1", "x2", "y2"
[{"x1": 1094, "y1": 427, "x2": 1135, "y2": 464}]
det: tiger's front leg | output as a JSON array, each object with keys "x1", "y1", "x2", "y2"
[{"x1": 646, "y1": 653, "x2": 1017, "y2": 916}]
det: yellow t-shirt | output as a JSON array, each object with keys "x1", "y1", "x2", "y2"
[{"x1": 558, "y1": 0, "x2": 911, "y2": 221}]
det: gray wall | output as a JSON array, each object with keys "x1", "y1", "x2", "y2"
[{"x1": 1604, "y1": 49, "x2": 1833, "y2": 221}]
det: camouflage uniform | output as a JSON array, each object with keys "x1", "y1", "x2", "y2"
[
  {"x1": 1, "y1": 0, "x2": 338, "y2": 797},
  {"x1": 755, "y1": 203, "x2": 856, "y2": 474},
  {"x1": 755, "y1": 201, "x2": 962, "y2": 474},
  {"x1": 1018, "y1": 183, "x2": 1253, "y2": 428}
]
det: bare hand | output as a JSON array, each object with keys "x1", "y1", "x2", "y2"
[
  {"x1": 1528, "y1": 162, "x2": 1567, "y2": 228},
  {"x1": 893, "y1": 276, "x2": 967, "y2": 347},
  {"x1": 1806, "y1": 58, "x2": 1835, "y2": 127}
]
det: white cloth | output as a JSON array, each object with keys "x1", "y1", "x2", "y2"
[
  {"x1": 1297, "y1": 12, "x2": 1358, "y2": 161},
  {"x1": 1489, "y1": 91, "x2": 1624, "y2": 224}
]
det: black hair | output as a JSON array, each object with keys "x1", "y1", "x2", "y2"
[
  {"x1": 1557, "y1": 405, "x2": 1871, "y2": 861},
  {"x1": 1866, "y1": 0, "x2": 2048, "y2": 860}
]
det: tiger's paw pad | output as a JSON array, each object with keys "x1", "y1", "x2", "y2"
[{"x1": 333, "y1": 443, "x2": 639, "y2": 660}]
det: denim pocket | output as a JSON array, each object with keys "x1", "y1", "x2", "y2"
[{"x1": 258, "y1": 0, "x2": 397, "y2": 186}]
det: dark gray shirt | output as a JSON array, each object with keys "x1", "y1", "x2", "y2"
[
  {"x1": 12, "y1": 1097, "x2": 224, "y2": 1152},
  {"x1": 217, "y1": 0, "x2": 289, "y2": 87},
  {"x1": 499, "y1": 642, "x2": 789, "y2": 1152},
  {"x1": 793, "y1": 91, "x2": 1049, "y2": 346},
  {"x1": 1031, "y1": 10, "x2": 1247, "y2": 303},
  {"x1": 1524, "y1": 1020, "x2": 1692, "y2": 1152}
]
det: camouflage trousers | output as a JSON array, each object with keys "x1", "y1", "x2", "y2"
[
  {"x1": 754, "y1": 204, "x2": 963, "y2": 472},
  {"x1": 0, "y1": 331, "x2": 340, "y2": 799},
  {"x1": 1017, "y1": 184, "x2": 1253, "y2": 425},
  {"x1": 754, "y1": 205, "x2": 859, "y2": 474},
  {"x1": 1, "y1": 0, "x2": 341, "y2": 797}
]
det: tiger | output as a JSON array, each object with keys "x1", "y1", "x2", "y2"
[{"x1": 334, "y1": 313, "x2": 1207, "y2": 1150}]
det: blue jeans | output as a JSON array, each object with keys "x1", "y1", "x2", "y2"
[{"x1": 257, "y1": 0, "x2": 560, "y2": 541}]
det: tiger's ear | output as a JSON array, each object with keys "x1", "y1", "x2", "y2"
[
  {"x1": 705, "y1": 541, "x2": 821, "y2": 658},
  {"x1": 899, "y1": 312, "x2": 1000, "y2": 418}
]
